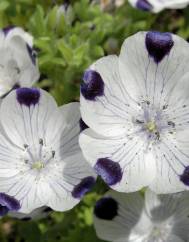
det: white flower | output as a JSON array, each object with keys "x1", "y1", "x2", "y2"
[
  {"x1": 9, "y1": 206, "x2": 52, "y2": 221},
  {"x1": 94, "y1": 189, "x2": 189, "y2": 242},
  {"x1": 128, "y1": 0, "x2": 189, "y2": 13},
  {"x1": 0, "y1": 26, "x2": 39, "y2": 97},
  {"x1": 0, "y1": 87, "x2": 96, "y2": 213},
  {"x1": 79, "y1": 31, "x2": 189, "y2": 194}
]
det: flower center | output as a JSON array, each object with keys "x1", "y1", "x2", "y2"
[
  {"x1": 133, "y1": 101, "x2": 176, "y2": 147},
  {"x1": 22, "y1": 139, "x2": 56, "y2": 172},
  {"x1": 147, "y1": 221, "x2": 172, "y2": 242},
  {"x1": 32, "y1": 161, "x2": 44, "y2": 170},
  {"x1": 146, "y1": 121, "x2": 157, "y2": 133}
]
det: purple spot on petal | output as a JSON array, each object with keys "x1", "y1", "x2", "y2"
[
  {"x1": 0, "y1": 193, "x2": 20, "y2": 211},
  {"x1": 0, "y1": 205, "x2": 9, "y2": 216},
  {"x1": 72, "y1": 176, "x2": 96, "y2": 199},
  {"x1": 16, "y1": 88, "x2": 40, "y2": 107},
  {"x1": 94, "y1": 197, "x2": 118, "y2": 220},
  {"x1": 146, "y1": 31, "x2": 174, "y2": 63},
  {"x1": 180, "y1": 166, "x2": 189, "y2": 186},
  {"x1": 80, "y1": 70, "x2": 104, "y2": 101},
  {"x1": 136, "y1": 0, "x2": 153, "y2": 11},
  {"x1": 79, "y1": 118, "x2": 89, "y2": 132},
  {"x1": 3, "y1": 26, "x2": 15, "y2": 35},
  {"x1": 26, "y1": 44, "x2": 37, "y2": 65},
  {"x1": 95, "y1": 158, "x2": 122, "y2": 186}
]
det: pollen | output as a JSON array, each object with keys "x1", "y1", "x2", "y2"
[
  {"x1": 32, "y1": 161, "x2": 44, "y2": 170},
  {"x1": 146, "y1": 121, "x2": 157, "y2": 133}
]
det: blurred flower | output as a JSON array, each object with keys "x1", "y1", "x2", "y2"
[
  {"x1": 9, "y1": 206, "x2": 52, "y2": 221},
  {"x1": 94, "y1": 189, "x2": 189, "y2": 242},
  {"x1": 93, "y1": 0, "x2": 124, "y2": 12},
  {"x1": 0, "y1": 27, "x2": 39, "y2": 97},
  {"x1": 128, "y1": 0, "x2": 189, "y2": 13},
  {"x1": 80, "y1": 31, "x2": 189, "y2": 194},
  {"x1": 0, "y1": 87, "x2": 96, "y2": 213}
]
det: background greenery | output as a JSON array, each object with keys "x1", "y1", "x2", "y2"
[{"x1": 0, "y1": 0, "x2": 188, "y2": 241}]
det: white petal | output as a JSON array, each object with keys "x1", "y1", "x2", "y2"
[
  {"x1": 170, "y1": 192, "x2": 189, "y2": 241},
  {"x1": 94, "y1": 190, "x2": 151, "y2": 242},
  {"x1": 164, "y1": 73, "x2": 189, "y2": 132},
  {"x1": 45, "y1": 102, "x2": 81, "y2": 156},
  {"x1": 47, "y1": 153, "x2": 96, "y2": 211},
  {"x1": 79, "y1": 129, "x2": 156, "y2": 192},
  {"x1": 145, "y1": 189, "x2": 181, "y2": 221},
  {"x1": 7, "y1": 35, "x2": 39, "y2": 86},
  {"x1": 0, "y1": 170, "x2": 49, "y2": 213},
  {"x1": 149, "y1": 135, "x2": 188, "y2": 193},
  {"x1": 0, "y1": 88, "x2": 57, "y2": 147},
  {"x1": 166, "y1": 235, "x2": 183, "y2": 242},
  {"x1": 80, "y1": 55, "x2": 138, "y2": 137},
  {"x1": 4, "y1": 27, "x2": 33, "y2": 47},
  {"x1": 145, "y1": 190, "x2": 189, "y2": 241},
  {"x1": 119, "y1": 32, "x2": 189, "y2": 108}
]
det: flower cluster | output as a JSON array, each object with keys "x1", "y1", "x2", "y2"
[{"x1": 1, "y1": 12, "x2": 189, "y2": 242}]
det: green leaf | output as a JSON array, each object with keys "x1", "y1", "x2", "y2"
[
  {"x1": 58, "y1": 40, "x2": 73, "y2": 63},
  {"x1": 18, "y1": 221, "x2": 41, "y2": 242},
  {"x1": 46, "y1": 5, "x2": 58, "y2": 30}
]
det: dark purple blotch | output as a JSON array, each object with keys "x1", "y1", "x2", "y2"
[
  {"x1": 136, "y1": 0, "x2": 153, "y2": 11},
  {"x1": 26, "y1": 44, "x2": 37, "y2": 65},
  {"x1": 94, "y1": 197, "x2": 118, "y2": 220},
  {"x1": 180, "y1": 166, "x2": 189, "y2": 186},
  {"x1": 95, "y1": 158, "x2": 122, "y2": 186},
  {"x1": 16, "y1": 88, "x2": 40, "y2": 107},
  {"x1": 145, "y1": 31, "x2": 174, "y2": 63},
  {"x1": 0, "y1": 206, "x2": 9, "y2": 216},
  {"x1": 72, "y1": 176, "x2": 96, "y2": 199},
  {"x1": 3, "y1": 26, "x2": 15, "y2": 35},
  {"x1": 80, "y1": 69, "x2": 104, "y2": 101},
  {"x1": 79, "y1": 118, "x2": 89, "y2": 132},
  {"x1": 0, "y1": 193, "x2": 20, "y2": 215}
]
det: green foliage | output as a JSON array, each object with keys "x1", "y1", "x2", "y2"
[{"x1": 0, "y1": 0, "x2": 188, "y2": 241}]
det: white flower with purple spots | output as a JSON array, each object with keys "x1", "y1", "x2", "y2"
[
  {"x1": 94, "y1": 189, "x2": 189, "y2": 242},
  {"x1": 80, "y1": 31, "x2": 189, "y2": 194},
  {"x1": 0, "y1": 26, "x2": 39, "y2": 97},
  {"x1": 0, "y1": 87, "x2": 96, "y2": 213},
  {"x1": 128, "y1": 0, "x2": 189, "y2": 13}
]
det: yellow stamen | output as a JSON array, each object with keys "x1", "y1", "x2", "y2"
[
  {"x1": 32, "y1": 161, "x2": 44, "y2": 170},
  {"x1": 146, "y1": 121, "x2": 157, "y2": 133}
]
